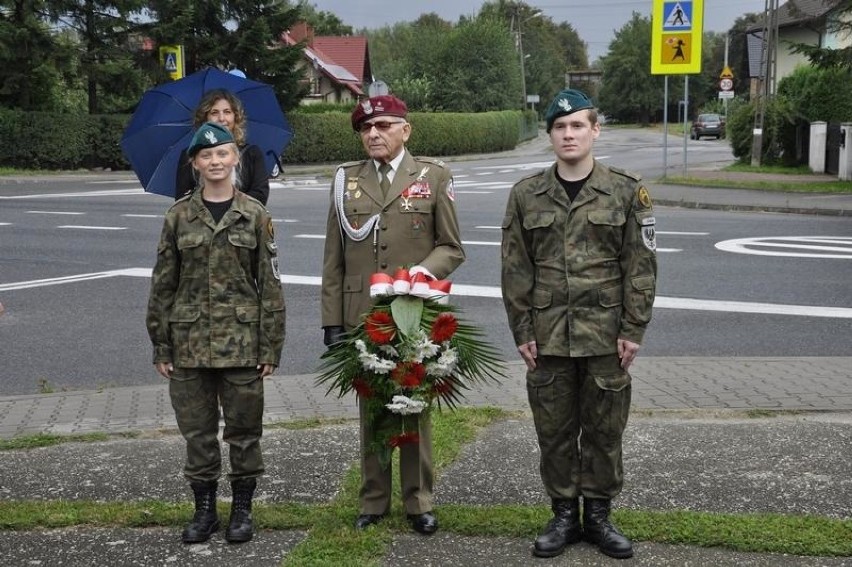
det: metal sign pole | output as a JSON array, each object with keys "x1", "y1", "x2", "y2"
[
  {"x1": 663, "y1": 76, "x2": 669, "y2": 179},
  {"x1": 683, "y1": 76, "x2": 689, "y2": 176}
]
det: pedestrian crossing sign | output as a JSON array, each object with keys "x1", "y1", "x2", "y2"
[
  {"x1": 651, "y1": 0, "x2": 703, "y2": 74},
  {"x1": 663, "y1": 2, "x2": 692, "y2": 30},
  {"x1": 158, "y1": 45, "x2": 185, "y2": 80}
]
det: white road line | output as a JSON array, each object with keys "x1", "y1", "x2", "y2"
[
  {"x1": 273, "y1": 219, "x2": 300, "y2": 223},
  {"x1": 457, "y1": 191, "x2": 493, "y2": 194},
  {"x1": 57, "y1": 225, "x2": 127, "y2": 231},
  {"x1": 3, "y1": 269, "x2": 850, "y2": 319},
  {"x1": 658, "y1": 231, "x2": 709, "y2": 235},
  {"x1": 0, "y1": 222, "x2": 11, "y2": 226},
  {"x1": 291, "y1": 234, "x2": 679, "y2": 251},
  {"x1": 26, "y1": 211, "x2": 85, "y2": 215},
  {"x1": 122, "y1": 214, "x2": 161, "y2": 219},
  {"x1": 0, "y1": 189, "x2": 145, "y2": 199}
]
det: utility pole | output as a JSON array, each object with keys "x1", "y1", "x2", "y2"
[{"x1": 751, "y1": 0, "x2": 779, "y2": 166}]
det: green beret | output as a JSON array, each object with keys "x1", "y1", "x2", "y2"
[
  {"x1": 545, "y1": 89, "x2": 595, "y2": 132},
  {"x1": 187, "y1": 122, "x2": 235, "y2": 156}
]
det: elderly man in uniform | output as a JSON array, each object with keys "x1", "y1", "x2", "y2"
[
  {"x1": 501, "y1": 89, "x2": 657, "y2": 560},
  {"x1": 321, "y1": 95, "x2": 465, "y2": 534}
]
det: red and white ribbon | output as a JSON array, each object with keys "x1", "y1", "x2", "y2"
[{"x1": 369, "y1": 269, "x2": 452, "y2": 304}]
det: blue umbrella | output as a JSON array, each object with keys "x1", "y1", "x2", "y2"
[{"x1": 121, "y1": 67, "x2": 294, "y2": 197}]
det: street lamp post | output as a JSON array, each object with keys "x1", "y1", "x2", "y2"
[{"x1": 513, "y1": 7, "x2": 541, "y2": 110}]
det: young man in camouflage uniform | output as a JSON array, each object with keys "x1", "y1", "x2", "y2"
[
  {"x1": 321, "y1": 95, "x2": 465, "y2": 534},
  {"x1": 147, "y1": 122, "x2": 286, "y2": 544},
  {"x1": 501, "y1": 89, "x2": 657, "y2": 559}
]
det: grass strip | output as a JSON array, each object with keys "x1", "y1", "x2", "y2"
[{"x1": 660, "y1": 175, "x2": 852, "y2": 193}]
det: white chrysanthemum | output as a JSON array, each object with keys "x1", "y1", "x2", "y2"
[
  {"x1": 426, "y1": 347, "x2": 459, "y2": 376},
  {"x1": 356, "y1": 339, "x2": 395, "y2": 373},
  {"x1": 378, "y1": 344, "x2": 399, "y2": 357},
  {"x1": 385, "y1": 395, "x2": 428, "y2": 415}
]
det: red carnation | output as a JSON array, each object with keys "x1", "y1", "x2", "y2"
[
  {"x1": 389, "y1": 431, "x2": 421, "y2": 448},
  {"x1": 430, "y1": 312, "x2": 458, "y2": 343},
  {"x1": 392, "y1": 362, "x2": 426, "y2": 388},
  {"x1": 352, "y1": 377, "x2": 373, "y2": 398},
  {"x1": 365, "y1": 311, "x2": 396, "y2": 345}
]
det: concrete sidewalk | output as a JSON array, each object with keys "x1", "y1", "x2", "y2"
[{"x1": 1, "y1": 358, "x2": 852, "y2": 566}]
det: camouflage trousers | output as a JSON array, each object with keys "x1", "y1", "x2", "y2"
[
  {"x1": 526, "y1": 354, "x2": 631, "y2": 501},
  {"x1": 169, "y1": 367, "x2": 265, "y2": 483}
]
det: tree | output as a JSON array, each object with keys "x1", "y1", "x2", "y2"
[
  {"x1": 43, "y1": 0, "x2": 148, "y2": 114},
  {"x1": 0, "y1": 0, "x2": 72, "y2": 111},
  {"x1": 597, "y1": 12, "x2": 661, "y2": 124},
  {"x1": 431, "y1": 17, "x2": 520, "y2": 111},
  {"x1": 144, "y1": 1, "x2": 307, "y2": 111},
  {"x1": 297, "y1": 1, "x2": 353, "y2": 36}
]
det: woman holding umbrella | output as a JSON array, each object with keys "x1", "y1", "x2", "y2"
[
  {"x1": 174, "y1": 89, "x2": 271, "y2": 204},
  {"x1": 147, "y1": 121, "x2": 286, "y2": 544}
]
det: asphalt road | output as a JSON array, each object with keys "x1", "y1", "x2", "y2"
[{"x1": 1, "y1": 131, "x2": 850, "y2": 394}]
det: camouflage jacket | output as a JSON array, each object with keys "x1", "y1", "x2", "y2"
[
  {"x1": 146, "y1": 190, "x2": 285, "y2": 368},
  {"x1": 501, "y1": 162, "x2": 657, "y2": 357},
  {"x1": 321, "y1": 150, "x2": 465, "y2": 330}
]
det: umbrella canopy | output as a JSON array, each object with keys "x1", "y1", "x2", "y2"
[{"x1": 121, "y1": 67, "x2": 293, "y2": 197}]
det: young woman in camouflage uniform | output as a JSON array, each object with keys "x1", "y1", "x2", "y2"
[{"x1": 147, "y1": 122, "x2": 285, "y2": 544}]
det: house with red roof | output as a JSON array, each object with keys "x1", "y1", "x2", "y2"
[{"x1": 281, "y1": 22, "x2": 373, "y2": 105}]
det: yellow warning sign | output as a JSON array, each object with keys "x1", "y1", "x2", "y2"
[
  {"x1": 651, "y1": 0, "x2": 704, "y2": 75},
  {"x1": 720, "y1": 65, "x2": 734, "y2": 79},
  {"x1": 158, "y1": 45, "x2": 184, "y2": 80}
]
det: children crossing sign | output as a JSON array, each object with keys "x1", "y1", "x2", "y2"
[{"x1": 651, "y1": 0, "x2": 704, "y2": 74}]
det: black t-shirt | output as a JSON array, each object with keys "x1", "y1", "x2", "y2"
[
  {"x1": 555, "y1": 169, "x2": 592, "y2": 202},
  {"x1": 203, "y1": 197, "x2": 233, "y2": 224}
]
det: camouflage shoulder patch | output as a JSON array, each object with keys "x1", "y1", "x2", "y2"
[
  {"x1": 608, "y1": 165, "x2": 642, "y2": 182},
  {"x1": 637, "y1": 186, "x2": 653, "y2": 209},
  {"x1": 515, "y1": 168, "x2": 547, "y2": 185},
  {"x1": 266, "y1": 218, "x2": 275, "y2": 239}
]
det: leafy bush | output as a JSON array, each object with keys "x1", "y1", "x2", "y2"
[
  {"x1": 0, "y1": 108, "x2": 531, "y2": 169},
  {"x1": 726, "y1": 97, "x2": 796, "y2": 165}
]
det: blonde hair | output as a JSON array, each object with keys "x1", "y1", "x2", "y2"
[{"x1": 193, "y1": 89, "x2": 247, "y2": 146}]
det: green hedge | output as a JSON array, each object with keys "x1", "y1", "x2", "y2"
[{"x1": 0, "y1": 108, "x2": 534, "y2": 170}]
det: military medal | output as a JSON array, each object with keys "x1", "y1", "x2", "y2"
[
  {"x1": 354, "y1": 190, "x2": 362, "y2": 199},
  {"x1": 347, "y1": 178, "x2": 358, "y2": 191},
  {"x1": 400, "y1": 196, "x2": 413, "y2": 211}
]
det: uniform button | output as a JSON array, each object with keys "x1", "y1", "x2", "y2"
[
  {"x1": 381, "y1": 243, "x2": 388, "y2": 250},
  {"x1": 380, "y1": 262, "x2": 388, "y2": 269}
]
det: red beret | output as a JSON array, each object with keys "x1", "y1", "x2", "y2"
[{"x1": 351, "y1": 95, "x2": 408, "y2": 131}]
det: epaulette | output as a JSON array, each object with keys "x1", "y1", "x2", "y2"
[
  {"x1": 414, "y1": 156, "x2": 447, "y2": 168},
  {"x1": 516, "y1": 168, "x2": 547, "y2": 184},
  {"x1": 608, "y1": 165, "x2": 642, "y2": 182},
  {"x1": 338, "y1": 159, "x2": 368, "y2": 170}
]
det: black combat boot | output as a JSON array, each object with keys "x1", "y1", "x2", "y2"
[
  {"x1": 582, "y1": 498, "x2": 633, "y2": 559},
  {"x1": 532, "y1": 498, "x2": 582, "y2": 558},
  {"x1": 225, "y1": 477, "x2": 257, "y2": 543},
  {"x1": 182, "y1": 480, "x2": 220, "y2": 544}
]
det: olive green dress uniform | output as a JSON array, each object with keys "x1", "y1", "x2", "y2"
[
  {"x1": 501, "y1": 162, "x2": 656, "y2": 501},
  {"x1": 147, "y1": 189, "x2": 286, "y2": 482},
  {"x1": 321, "y1": 149, "x2": 465, "y2": 516}
]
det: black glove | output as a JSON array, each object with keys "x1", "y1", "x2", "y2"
[{"x1": 323, "y1": 326, "x2": 346, "y2": 347}]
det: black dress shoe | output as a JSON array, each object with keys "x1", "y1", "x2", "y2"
[
  {"x1": 407, "y1": 512, "x2": 438, "y2": 535},
  {"x1": 354, "y1": 514, "x2": 384, "y2": 529}
]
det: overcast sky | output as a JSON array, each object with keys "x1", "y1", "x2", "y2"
[{"x1": 308, "y1": 0, "x2": 770, "y2": 62}]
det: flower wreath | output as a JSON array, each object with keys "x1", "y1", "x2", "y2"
[{"x1": 317, "y1": 268, "x2": 505, "y2": 467}]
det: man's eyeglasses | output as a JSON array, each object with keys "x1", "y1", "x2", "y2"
[{"x1": 359, "y1": 120, "x2": 406, "y2": 134}]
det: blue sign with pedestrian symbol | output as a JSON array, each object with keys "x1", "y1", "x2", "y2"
[{"x1": 663, "y1": 1, "x2": 692, "y2": 31}]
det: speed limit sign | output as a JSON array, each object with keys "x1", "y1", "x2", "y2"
[{"x1": 720, "y1": 78, "x2": 733, "y2": 91}]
